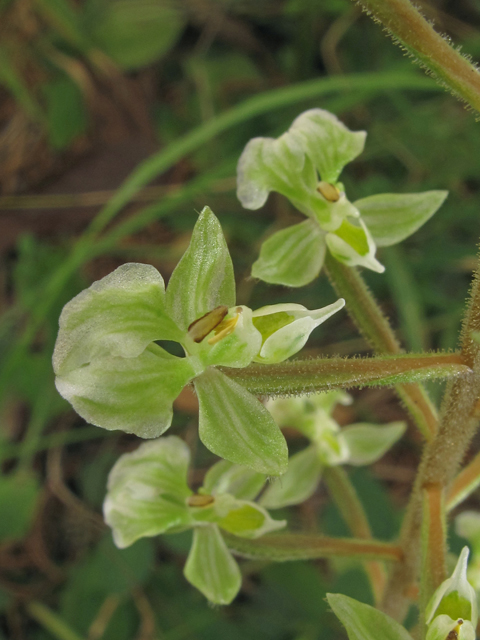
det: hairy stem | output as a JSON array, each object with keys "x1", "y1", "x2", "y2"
[
  {"x1": 353, "y1": 0, "x2": 480, "y2": 114},
  {"x1": 223, "y1": 532, "x2": 402, "y2": 562},
  {"x1": 419, "y1": 484, "x2": 446, "y2": 635},
  {"x1": 380, "y1": 252, "x2": 480, "y2": 621},
  {"x1": 446, "y1": 448, "x2": 480, "y2": 511},
  {"x1": 324, "y1": 466, "x2": 386, "y2": 604},
  {"x1": 222, "y1": 352, "x2": 467, "y2": 397}
]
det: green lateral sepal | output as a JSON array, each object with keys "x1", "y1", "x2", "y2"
[
  {"x1": 194, "y1": 367, "x2": 288, "y2": 476},
  {"x1": 354, "y1": 191, "x2": 448, "y2": 247},
  {"x1": 426, "y1": 616, "x2": 475, "y2": 640},
  {"x1": 184, "y1": 525, "x2": 242, "y2": 605}
]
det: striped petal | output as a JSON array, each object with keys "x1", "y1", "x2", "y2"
[
  {"x1": 53, "y1": 263, "x2": 182, "y2": 376},
  {"x1": 104, "y1": 437, "x2": 193, "y2": 548},
  {"x1": 55, "y1": 344, "x2": 196, "y2": 438}
]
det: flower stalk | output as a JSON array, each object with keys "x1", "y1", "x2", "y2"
[{"x1": 223, "y1": 352, "x2": 468, "y2": 397}]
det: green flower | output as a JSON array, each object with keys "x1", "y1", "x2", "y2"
[
  {"x1": 103, "y1": 436, "x2": 284, "y2": 604},
  {"x1": 53, "y1": 206, "x2": 344, "y2": 476},
  {"x1": 426, "y1": 547, "x2": 478, "y2": 628},
  {"x1": 237, "y1": 108, "x2": 448, "y2": 287},
  {"x1": 259, "y1": 391, "x2": 406, "y2": 509}
]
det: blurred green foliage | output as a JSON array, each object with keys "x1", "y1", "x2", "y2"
[{"x1": 1, "y1": 0, "x2": 480, "y2": 638}]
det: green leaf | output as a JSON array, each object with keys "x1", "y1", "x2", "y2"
[
  {"x1": 340, "y1": 421, "x2": 406, "y2": 466},
  {"x1": 89, "y1": 0, "x2": 185, "y2": 70},
  {"x1": 325, "y1": 219, "x2": 384, "y2": 273},
  {"x1": 53, "y1": 262, "x2": 181, "y2": 376},
  {"x1": 355, "y1": 191, "x2": 448, "y2": 247},
  {"x1": 252, "y1": 300, "x2": 345, "y2": 364},
  {"x1": 0, "y1": 471, "x2": 40, "y2": 542},
  {"x1": 184, "y1": 525, "x2": 242, "y2": 604},
  {"x1": 104, "y1": 437, "x2": 193, "y2": 548},
  {"x1": 55, "y1": 344, "x2": 196, "y2": 438},
  {"x1": 326, "y1": 593, "x2": 414, "y2": 640},
  {"x1": 260, "y1": 445, "x2": 322, "y2": 509},
  {"x1": 289, "y1": 108, "x2": 366, "y2": 184},
  {"x1": 455, "y1": 512, "x2": 480, "y2": 552},
  {"x1": 194, "y1": 368, "x2": 288, "y2": 476},
  {"x1": 251, "y1": 220, "x2": 326, "y2": 287},
  {"x1": 202, "y1": 460, "x2": 265, "y2": 501},
  {"x1": 166, "y1": 207, "x2": 236, "y2": 331}
]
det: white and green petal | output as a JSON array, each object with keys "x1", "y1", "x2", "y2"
[
  {"x1": 355, "y1": 191, "x2": 448, "y2": 247},
  {"x1": 165, "y1": 206, "x2": 236, "y2": 331},
  {"x1": 251, "y1": 219, "x2": 326, "y2": 288},
  {"x1": 426, "y1": 547, "x2": 478, "y2": 626},
  {"x1": 202, "y1": 460, "x2": 265, "y2": 501},
  {"x1": 339, "y1": 421, "x2": 406, "y2": 467},
  {"x1": 252, "y1": 300, "x2": 345, "y2": 364},
  {"x1": 206, "y1": 494, "x2": 286, "y2": 538},
  {"x1": 426, "y1": 616, "x2": 475, "y2": 640},
  {"x1": 194, "y1": 367, "x2": 288, "y2": 476},
  {"x1": 288, "y1": 109, "x2": 366, "y2": 184},
  {"x1": 189, "y1": 305, "x2": 262, "y2": 369},
  {"x1": 236, "y1": 134, "x2": 319, "y2": 214},
  {"x1": 260, "y1": 445, "x2": 322, "y2": 509},
  {"x1": 184, "y1": 524, "x2": 242, "y2": 605},
  {"x1": 55, "y1": 344, "x2": 197, "y2": 438},
  {"x1": 53, "y1": 263, "x2": 182, "y2": 376},
  {"x1": 103, "y1": 437, "x2": 193, "y2": 548},
  {"x1": 325, "y1": 218, "x2": 385, "y2": 273}
]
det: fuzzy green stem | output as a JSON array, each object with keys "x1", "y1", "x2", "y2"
[
  {"x1": 353, "y1": 0, "x2": 480, "y2": 114},
  {"x1": 223, "y1": 353, "x2": 468, "y2": 397},
  {"x1": 446, "y1": 449, "x2": 480, "y2": 512},
  {"x1": 324, "y1": 466, "x2": 386, "y2": 604},
  {"x1": 419, "y1": 484, "x2": 447, "y2": 636},
  {"x1": 223, "y1": 532, "x2": 403, "y2": 563},
  {"x1": 380, "y1": 250, "x2": 480, "y2": 622},
  {"x1": 324, "y1": 254, "x2": 438, "y2": 440},
  {"x1": 26, "y1": 602, "x2": 85, "y2": 640}
]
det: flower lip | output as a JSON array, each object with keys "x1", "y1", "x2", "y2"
[{"x1": 187, "y1": 306, "x2": 229, "y2": 343}]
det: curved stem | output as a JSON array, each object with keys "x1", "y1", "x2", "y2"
[
  {"x1": 324, "y1": 466, "x2": 386, "y2": 604},
  {"x1": 324, "y1": 254, "x2": 438, "y2": 440},
  {"x1": 353, "y1": 0, "x2": 480, "y2": 114}
]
